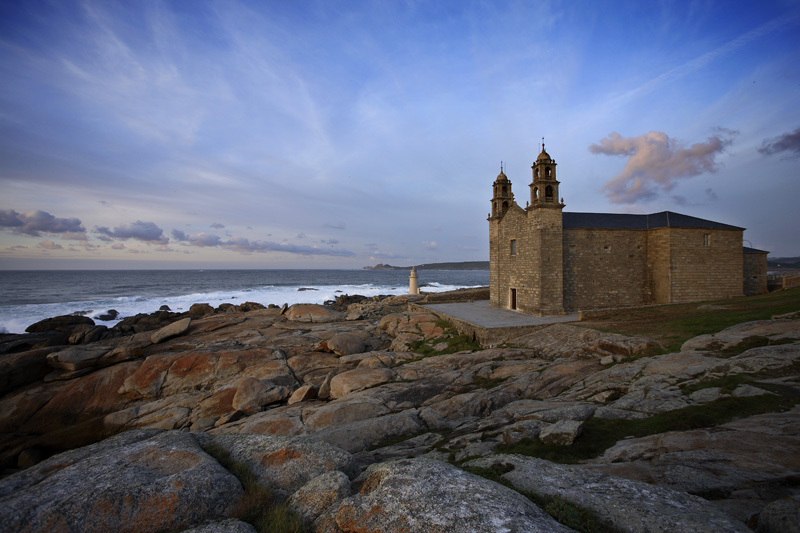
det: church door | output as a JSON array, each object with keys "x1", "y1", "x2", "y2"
[{"x1": 510, "y1": 288, "x2": 517, "y2": 310}]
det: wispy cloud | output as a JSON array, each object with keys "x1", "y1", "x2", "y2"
[
  {"x1": 172, "y1": 230, "x2": 354, "y2": 256},
  {"x1": 607, "y1": 13, "x2": 800, "y2": 108},
  {"x1": 589, "y1": 130, "x2": 736, "y2": 204}
]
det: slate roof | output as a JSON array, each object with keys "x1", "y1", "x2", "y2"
[
  {"x1": 562, "y1": 211, "x2": 744, "y2": 231},
  {"x1": 743, "y1": 246, "x2": 769, "y2": 254}
]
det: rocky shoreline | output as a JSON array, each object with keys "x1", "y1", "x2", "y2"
[{"x1": 1, "y1": 290, "x2": 798, "y2": 532}]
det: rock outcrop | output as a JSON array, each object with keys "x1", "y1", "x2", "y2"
[{"x1": 0, "y1": 295, "x2": 798, "y2": 530}]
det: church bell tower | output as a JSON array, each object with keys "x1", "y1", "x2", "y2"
[
  {"x1": 526, "y1": 141, "x2": 565, "y2": 315},
  {"x1": 529, "y1": 142, "x2": 564, "y2": 210},
  {"x1": 490, "y1": 163, "x2": 514, "y2": 219}
]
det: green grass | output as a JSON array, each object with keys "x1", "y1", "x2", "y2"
[
  {"x1": 462, "y1": 463, "x2": 615, "y2": 533},
  {"x1": 497, "y1": 392, "x2": 800, "y2": 463},
  {"x1": 203, "y1": 443, "x2": 305, "y2": 533},
  {"x1": 580, "y1": 287, "x2": 800, "y2": 353}
]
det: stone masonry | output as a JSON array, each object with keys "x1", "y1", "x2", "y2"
[{"x1": 489, "y1": 144, "x2": 767, "y2": 315}]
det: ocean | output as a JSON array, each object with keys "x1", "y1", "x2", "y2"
[{"x1": 0, "y1": 269, "x2": 489, "y2": 334}]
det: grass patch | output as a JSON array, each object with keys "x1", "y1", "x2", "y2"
[
  {"x1": 580, "y1": 287, "x2": 800, "y2": 353},
  {"x1": 408, "y1": 333, "x2": 482, "y2": 356},
  {"x1": 462, "y1": 463, "x2": 615, "y2": 533},
  {"x1": 497, "y1": 392, "x2": 800, "y2": 463},
  {"x1": 203, "y1": 443, "x2": 304, "y2": 533},
  {"x1": 680, "y1": 374, "x2": 753, "y2": 395}
]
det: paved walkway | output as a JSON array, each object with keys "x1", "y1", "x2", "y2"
[{"x1": 419, "y1": 300, "x2": 578, "y2": 329}]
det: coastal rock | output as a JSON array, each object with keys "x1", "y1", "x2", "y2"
[
  {"x1": 758, "y1": 497, "x2": 800, "y2": 533},
  {"x1": 232, "y1": 377, "x2": 290, "y2": 413},
  {"x1": 314, "y1": 410, "x2": 425, "y2": 453},
  {"x1": 538, "y1": 419, "x2": 583, "y2": 446},
  {"x1": 468, "y1": 454, "x2": 749, "y2": 532},
  {"x1": 285, "y1": 304, "x2": 344, "y2": 323},
  {"x1": 332, "y1": 458, "x2": 572, "y2": 532},
  {"x1": 681, "y1": 319, "x2": 800, "y2": 352},
  {"x1": 45, "y1": 345, "x2": 112, "y2": 371},
  {"x1": 287, "y1": 384, "x2": 317, "y2": 405},
  {"x1": 329, "y1": 368, "x2": 396, "y2": 399},
  {"x1": 0, "y1": 347, "x2": 54, "y2": 395},
  {"x1": 150, "y1": 317, "x2": 192, "y2": 344},
  {"x1": 313, "y1": 332, "x2": 367, "y2": 356},
  {"x1": 97, "y1": 309, "x2": 119, "y2": 321},
  {"x1": 0, "y1": 429, "x2": 242, "y2": 532},
  {"x1": 287, "y1": 470, "x2": 352, "y2": 526},
  {"x1": 189, "y1": 303, "x2": 215, "y2": 317},
  {"x1": 183, "y1": 520, "x2": 257, "y2": 533},
  {"x1": 585, "y1": 405, "x2": 800, "y2": 522},
  {"x1": 25, "y1": 314, "x2": 95, "y2": 333},
  {"x1": 209, "y1": 433, "x2": 359, "y2": 497}
]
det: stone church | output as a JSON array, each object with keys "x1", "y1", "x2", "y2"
[{"x1": 488, "y1": 144, "x2": 768, "y2": 316}]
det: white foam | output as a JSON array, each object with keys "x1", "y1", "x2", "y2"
[{"x1": 0, "y1": 282, "x2": 480, "y2": 334}]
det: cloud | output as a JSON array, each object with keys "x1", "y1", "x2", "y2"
[
  {"x1": 111, "y1": 243, "x2": 125, "y2": 250},
  {"x1": 38, "y1": 240, "x2": 63, "y2": 250},
  {"x1": 324, "y1": 222, "x2": 346, "y2": 230},
  {"x1": 758, "y1": 127, "x2": 800, "y2": 158},
  {"x1": 589, "y1": 130, "x2": 736, "y2": 204},
  {"x1": 96, "y1": 220, "x2": 169, "y2": 244},
  {"x1": 221, "y1": 238, "x2": 355, "y2": 257},
  {"x1": 210, "y1": 222, "x2": 225, "y2": 229},
  {"x1": 172, "y1": 230, "x2": 222, "y2": 247},
  {"x1": 172, "y1": 229, "x2": 354, "y2": 256},
  {"x1": 0, "y1": 209, "x2": 86, "y2": 238},
  {"x1": 423, "y1": 241, "x2": 438, "y2": 250}
]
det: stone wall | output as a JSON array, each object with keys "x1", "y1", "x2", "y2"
[
  {"x1": 667, "y1": 228, "x2": 743, "y2": 302},
  {"x1": 743, "y1": 251, "x2": 769, "y2": 296},
  {"x1": 563, "y1": 228, "x2": 648, "y2": 311},
  {"x1": 490, "y1": 205, "x2": 564, "y2": 316},
  {"x1": 646, "y1": 228, "x2": 672, "y2": 304}
]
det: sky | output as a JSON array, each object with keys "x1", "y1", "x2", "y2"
[{"x1": 1, "y1": 0, "x2": 799, "y2": 270}]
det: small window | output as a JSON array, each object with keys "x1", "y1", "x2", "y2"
[
  {"x1": 604, "y1": 245, "x2": 612, "y2": 253},
  {"x1": 545, "y1": 185, "x2": 553, "y2": 198},
  {"x1": 704, "y1": 234, "x2": 711, "y2": 246},
  {"x1": 510, "y1": 239, "x2": 517, "y2": 255},
  {"x1": 545, "y1": 167, "x2": 551, "y2": 177},
  {"x1": 535, "y1": 168, "x2": 539, "y2": 178}
]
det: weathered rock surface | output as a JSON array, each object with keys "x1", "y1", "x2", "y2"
[
  {"x1": 468, "y1": 454, "x2": 749, "y2": 532},
  {"x1": 285, "y1": 304, "x2": 344, "y2": 323},
  {"x1": 0, "y1": 429, "x2": 242, "y2": 532},
  {"x1": 150, "y1": 316, "x2": 191, "y2": 344},
  {"x1": 585, "y1": 405, "x2": 800, "y2": 522},
  {"x1": 208, "y1": 433, "x2": 359, "y2": 498},
  {"x1": 1, "y1": 300, "x2": 798, "y2": 528},
  {"x1": 332, "y1": 458, "x2": 573, "y2": 532}
]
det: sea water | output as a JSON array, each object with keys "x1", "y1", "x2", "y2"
[{"x1": 0, "y1": 269, "x2": 489, "y2": 334}]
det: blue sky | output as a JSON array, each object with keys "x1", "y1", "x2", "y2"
[{"x1": 1, "y1": 0, "x2": 798, "y2": 269}]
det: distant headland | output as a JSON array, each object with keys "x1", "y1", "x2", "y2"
[{"x1": 363, "y1": 261, "x2": 489, "y2": 271}]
